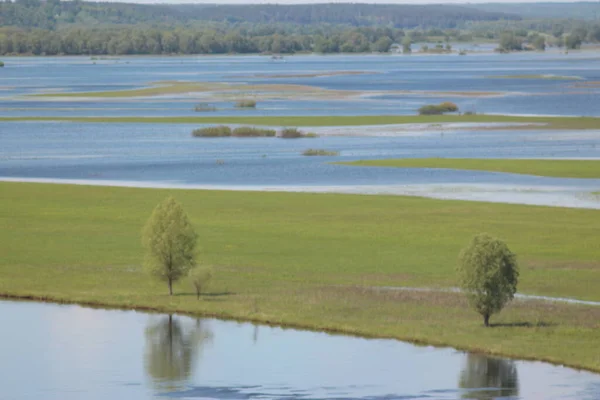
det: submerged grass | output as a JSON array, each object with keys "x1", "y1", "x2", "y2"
[
  {"x1": 0, "y1": 182, "x2": 599, "y2": 371},
  {"x1": 2, "y1": 114, "x2": 600, "y2": 129},
  {"x1": 338, "y1": 158, "x2": 600, "y2": 179},
  {"x1": 302, "y1": 149, "x2": 339, "y2": 156}
]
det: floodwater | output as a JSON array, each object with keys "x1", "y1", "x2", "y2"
[
  {"x1": 1, "y1": 53, "x2": 600, "y2": 117},
  {"x1": 1, "y1": 54, "x2": 600, "y2": 207},
  {"x1": 1, "y1": 122, "x2": 600, "y2": 208},
  {"x1": 1, "y1": 300, "x2": 599, "y2": 400}
]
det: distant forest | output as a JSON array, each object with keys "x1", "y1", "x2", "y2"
[{"x1": 0, "y1": 0, "x2": 599, "y2": 56}]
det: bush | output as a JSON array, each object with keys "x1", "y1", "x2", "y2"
[
  {"x1": 279, "y1": 128, "x2": 318, "y2": 138},
  {"x1": 418, "y1": 102, "x2": 459, "y2": 115},
  {"x1": 192, "y1": 126, "x2": 232, "y2": 137},
  {"x1": 302, "y1": 149, "x2": 339, "y2": 156},
  {"x1": 235, "y1": 99, "x2": 257, "y2": 108},
  {"x1": 232, "y1": 127, "x2": 276, "y2": 137},
  {"x1": 194, "y1": 103, "x2": 217, "y2": 112},
  {"x1": 438, "y1": 102, "x2": 459, "y2": 112},
  {"x1": 0, "y1": 61, "x2": 4, "y2": 68},
  {"x1": 189, "y1": 266, "x2": 214, "y2": 300}
]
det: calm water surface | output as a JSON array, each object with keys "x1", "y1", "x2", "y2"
[
  {"x1": 1, "y1": 54, "x2": 600, "y2": 117},
  {"x1": 1, "y1": 300, "x2": 599, "y2": 400}
]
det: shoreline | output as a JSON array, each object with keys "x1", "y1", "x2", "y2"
[
  {"x1": 1, "y1": 177, "x2": 599, "y2": 210},
  {"x1": 1, "y1": 291, "x2": 599, "y2": 375}
]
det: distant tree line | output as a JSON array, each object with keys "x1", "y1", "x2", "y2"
[{"x1": 0, "y1": 0, "x2": 520, "y2": 30}]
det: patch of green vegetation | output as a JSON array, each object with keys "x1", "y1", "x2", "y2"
[
  {"x1": 2, "y1": 115, "x2": 600, "y2": 130},
  {"x1": 338, "y1": 158, "x2": 600, "y2": 179},
  {"x1": 302, "y1": 149, "x2": 339, "y2": 156},
  {"x1": 192, "y1": 126, "x2": 231, "y2": 137},
  {"x1": 0, "y1": 61, "x2": 4, "y2": 68},
  {"x1": 232, "y1": 126, "x2": 276, "y2": 137},
  {"x1": 418, "y1": 101, "x2": 459, "y2": 115},
  {"x1": 0, "y1": 182, "x2": 599, "y2": 372},
  {"x1": 235, "y1": 99, "x2": 257, "y2": 108},
  {"x1": 194, "y1": 103, "x2": 217, "y2": 112},
  {"x1": 487, "y1": 74, "x2": 584, "y2": 80},
  {"x1": 279, "y1": 128, "x2": 318, "y2": 138}
]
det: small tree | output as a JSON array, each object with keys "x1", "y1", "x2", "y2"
[
  {"x1": 142, "y1": 197, "x2": 197, "y2": 295},
  {"x1": 458, "y1": 234, "x2": 519, "y2": 327},
  {"x1": 189, "y1": 266, "x2": 214, "y2": 300}
]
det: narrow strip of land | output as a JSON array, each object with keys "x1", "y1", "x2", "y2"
[
  {"x1": 2, "y1": 115, "x2": 600, "y2": 129},
  {"x1": 0, "y1": 182, "x2": 598, "y2": 372},
  {"x1": 338, "y1": 158, "x2": 600, "y2": 178}
]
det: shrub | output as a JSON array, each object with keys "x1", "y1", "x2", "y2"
[
  {"x1": 302, "y1": 149, "x2": 339, "y2": 156},
  {"x1": 189, "y1": 266, "x2": 214, "y2": 300},
  {"x1": 232, "y1": 127, "x2": 276, "y2": 137},
  {"x1": 279, "y1": 128, "x2": 318, "y2": 138},
  {"x1": 439, "y1": 102, "x2": 459, "y2": 112},
  {"x1": 192, "y1": 126, "x2": 232, "y2": 137},
  {"x1": 418, "y1": 102, "x2": 459, "y2": 115},
  {"x1": 235, "y1": 99, "x2": 257, "y2": 108},
  {"x1": 0, "y1": 61, "x2": 4, "y2": 68},
  {"x1": 194, "y1": 103, "x2": 217, "y2": 112}
]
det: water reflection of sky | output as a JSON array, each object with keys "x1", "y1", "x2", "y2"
[
  {"x1": 1, "y1": 54, "x2": 599, "y2": 117},
  {"x1": 1, "y1": 122, "x2": 599, "y2": 208},
  {"x1": 0, "y1": 301, "x2": 598, "y2": 400}
]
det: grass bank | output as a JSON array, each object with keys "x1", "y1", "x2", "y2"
[
  {"x1": 0, "y1": 182, "x2": 599, "y2": 372},
  {"x1": 2, "y1": 114, "x2": 600, "y2": 129},
  {"x1": 338, "y1": 158, "x2": 600, "y2": 179}
]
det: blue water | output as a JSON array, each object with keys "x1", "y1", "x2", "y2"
[
  {"x1": 1, "y1": 53, "x2": 600, "y2": 117},
  {"x1": 1, "y1": 300, "x2": 599, "y2": 400}
]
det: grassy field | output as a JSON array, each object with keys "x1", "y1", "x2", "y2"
[
  {"x1": 0, "y1": 182, "x2": 599, "y2": 371},
  {"x1": 339, "y1": 158, "x2": 600, "y2": 178},
  {"x1": 2, "y1": 114, "x2": 600, "y2": 129}
]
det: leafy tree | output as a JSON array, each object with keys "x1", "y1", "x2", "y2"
[
  {"x1": 458, "y1": 233, "x2": 519, "y2": 327},
  {"x1": 402, "y1": 36, "x2": 412, "y2": 54},
  {"x1": 565, "y1": 33, "x2": 583, "y2": 49},
  {"x1": 531, "y1": 34, "x2": 546, "y2": 50},
  {"x1": 189, "y1": 266, "x2": 214, "y2": 300},
  {"x1": 372, "y1": 36, "x2": 392, "y2": 52},
  {"x1": 498, "y1": 31, "x2": 522, "y2": 52},
  {"x1": 142, "y1": 197, "x2": 197, "y2": 295}
]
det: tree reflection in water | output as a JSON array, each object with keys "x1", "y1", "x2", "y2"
[
  {"x1": 459, "y1": 354, "x2": 519, "y2": 400},
  {"x1": 144, "y1": 315, "x2": 212, "y2": 391}
]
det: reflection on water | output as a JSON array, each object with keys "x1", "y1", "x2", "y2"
[
  {"x1": 145, "y1": 315, "x2": 212, "y2": 391},
  {"x1": 459, "y1": 354, "x2": 519, "y2": 400},
  {"x1": 0, "y1": 300, "x2": 599, "y2": 400}
]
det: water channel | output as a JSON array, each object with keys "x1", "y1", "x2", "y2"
[{"x1": 1, "y1": 300, "x2": 599, "y2": 400}]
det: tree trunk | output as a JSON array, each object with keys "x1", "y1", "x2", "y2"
[
  {"x1": 483, "y1": 313, "x2": 490, "y2": 327},
  {"x1": 196, "y1": 288, "x2": 200, "y2": 300},
  {"x1": 168, "y1": 279, "x2": 173, "y2": 296}
]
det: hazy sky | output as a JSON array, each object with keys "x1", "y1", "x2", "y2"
[{"x1": 102, "y1": 0, "x2": 582, "y2": 4}]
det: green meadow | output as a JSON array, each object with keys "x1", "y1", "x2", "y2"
[
  {"x1": 339, "y1": 158, "x2": 600, "y2": 178},
  {"x1": 2, "y1": 114, "x2": 600, "y2": 129},
  {"x1": 1, "y1": 182, "x2": 599, "y2": 371}
]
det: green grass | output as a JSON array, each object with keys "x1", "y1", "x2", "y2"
[
  {"x1": 2, "y1": 114, "x2": 600, "y2": 129},
  {"x1": 487, "y1": 74, "x2": 584, "y2": 80},
  {"x1": 0, "y1": 182, "x2": 599, "y2": 372},
  {"x1": 338, "y1": 158, "x2": 600, "y2": 178}
]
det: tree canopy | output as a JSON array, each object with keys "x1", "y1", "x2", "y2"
[
  {"x1": 458, "y1": 233, "x2": 519, "y2": 327},
  {"x1": 142, "y1": 196, "x2": 197, "y2": 295}
]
